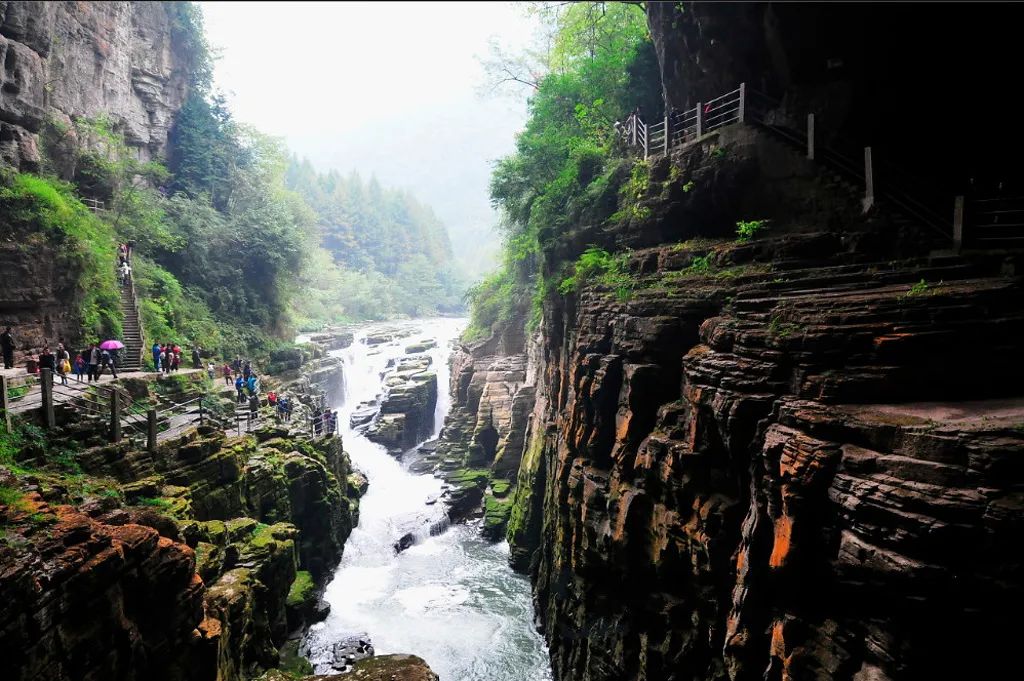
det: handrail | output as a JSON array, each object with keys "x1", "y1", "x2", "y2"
[{"x1": 624, "y1": 83, "x2": 964, "y2": 245}]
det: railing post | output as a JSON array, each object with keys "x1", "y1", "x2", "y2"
[
  {"x1": 1, "y1": 375, "x2": 11, "y2": 434},
  {"x1": 630, "y1": 116, "x2": 637, "y2": 147},
  {"x1": 738, "y1": 83, "x2": 746, "y2": 123},
  {"x1": 953, "y1": 195, "x2": 965, "y2": 252},
  {"x1": 147, "y1": 409, "x2": 157, "y2": 453},
  {"x1": 41, "y1": 369, "x2": 55, "y2": 429},
  {"x1": 199, "y1": 399, "x2": 204, "y2": 425},
  {"x1": 807, "y1": 114, "x2": 815, "y2": 160},
  {"x1": 110, "y1": 391, "x2": 121, "y2": 443},
  {"x1": 863, "y1": 146, "x2": 875, "y2": 212},
  {"x1": 663, "y1": 115, "x2": 670, "y2": 155},
  {"x1": 642, "y1": 121, "x2": 649, "y2": 160},
  {"x1": 695, "y1": 102, "x2": 703, "y2": 139}
]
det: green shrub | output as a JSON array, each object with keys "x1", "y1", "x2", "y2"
[
  {"x1": 736, "y1": 218, "x2": 770, "y2": 242},
  {"x1": 559, "y1": 246, "x2": 635, "y2": 301},
  {"x1": 0, "y1": 173, "x2": 123, "y2": 339}
]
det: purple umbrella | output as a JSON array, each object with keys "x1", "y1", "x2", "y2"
[{"x1": 100, "y1": 340, "x2": 124, "y2": 351}]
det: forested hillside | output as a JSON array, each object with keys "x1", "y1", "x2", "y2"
[
  {"x1": 286, "y1": 161, "x2": 465, "y2": 323},
  {"x1": 0, "y1": 2, "x2": 465, "y2": 365},
  {"x1": 465, "y1": 2, "x2": 660, "y2": 340}
]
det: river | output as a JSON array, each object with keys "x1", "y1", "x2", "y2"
[{"x1": 303, "y1": 318, "x2": 553, "y2": 681}]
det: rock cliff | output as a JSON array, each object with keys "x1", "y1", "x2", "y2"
[
  {"x1": 2, "y1": 356, "x2": 363, "y2": 681},
  {"x1": 0, "y1": 1, "x2": 189, "y2": 170},
  {"x1": 471, "y1": 121, "x2": 1024, "y2": 680}
]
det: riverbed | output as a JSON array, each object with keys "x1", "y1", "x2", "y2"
[{"x1": 303, "y1": 318, "x2": 552, "y2": 680}]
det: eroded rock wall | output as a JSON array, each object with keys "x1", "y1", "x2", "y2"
[
  {"x1": 506, "y1": 124, "x2": 1024, "y2": 681},
  {"x1": 0, "y1": 1, "x2": 189, "y2": 170}
]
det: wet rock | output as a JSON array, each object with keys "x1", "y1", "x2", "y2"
[
  {"x1": 329, "y1": 633, "x2": 375, "y2": 671},
  {"x1": 393, "y1": 532, "x2": 416, "y2": 553},
  {"x1": 405, "y1": 339, "x2": 437, "y2": 354}
]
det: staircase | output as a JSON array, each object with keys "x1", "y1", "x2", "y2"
[{"x1": 119, "y1": 277, "x2": 143, "y2": 372}]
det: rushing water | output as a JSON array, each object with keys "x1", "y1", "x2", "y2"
[{"x1": 303, "y1": 318, "x2": 553, "y2": 681}]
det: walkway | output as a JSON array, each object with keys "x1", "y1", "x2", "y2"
[{"x1": 621, "y1": 84, "x2": 1024, "y2": 251}]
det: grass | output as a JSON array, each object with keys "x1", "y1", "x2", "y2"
[
  {"x1": 0, "y1": 173, "x2": 122, "y2": 339},
  {"x1": 558, "y1": 246, "x2": 636, "y2": 302},
  {"x1": 135, "y1": 496, "x2": 172, "y2": 508}
]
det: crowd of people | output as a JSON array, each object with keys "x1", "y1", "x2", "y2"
[
  {"x1": 36, "y1": 341, "x2": 118, "y2": 384},
  {"x1": 152, "y1": 342, "x2": 185, "y2": 374}
]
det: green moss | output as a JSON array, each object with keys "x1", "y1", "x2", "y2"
[
  {"x1": 286, "y1": 570, "x2": 315, "y2": 608},
  {"x1": 135, "y1": 496, "x2": 172, "y2": 508},
  {"x1": 490, "y1": 478, "x2": 512, "y2": 498},
  {"x1": 278, "y1": 639, "x2": 314, "y2": 677},
  {"x1": 0, "y1": 485, "x2": 31, "y2": 511},
  {"x1": 447, "y1": 468, "x2": 490, "y2": 490},
  {"x1": 484, "y1": 495, "x2": 513, "y2": 529},
  {"x1": 0, "y1": 173, "x2": 122, "y2": 339},
  {"x1": 507, "y1": 430, "x2": 544, "y2": 545}
]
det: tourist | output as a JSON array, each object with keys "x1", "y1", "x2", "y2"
[
  {"x1": 243, "y1": 360, "x2": 252, "y2": 380},
  {"x1": 222, "y1": 362, "x2": 233, "y2": 385},
  {"x1": 118, "y1": 260, "x2": 131, "y2": 285},
  {"x1": 88, "y1": 344, "x2": 101, "y2": 382},
  {"x1": 38, "y1": 346, "x2": 55, "y2": 377},
  {"x1": 118, "y1": 242, "x2": 128, "y2": 263},
  {"x1": 73, "y1": 353, "x2": 86, "y2": 383},
  {"x1": 1, "y1": 326, "x2": 15, "y2": 369},
  {"x1": 235, "y1": 374, "x2": 245, "y2": 404},
  {"x1": 232, "y1": 356, "x2": 242, "y2": 374},
  {"x1": 192, "y1": 347, "x2": 201, "y2": 369},
  {"x1": 267, "y1": 390, "x2": 277, "y2": 407},
  {"x1": 108, "y1": 348, "x2": 119, "y2": 379},
  {"x1": 99, "y1": 348, "x2": 110, "y2": 378},
  {"x1": 152, "y1": 342, "x2": 161, "y2": 371},
  {"x1": 56, "y1": 344, "x2": 69, "y2": 385},
  {"x1": 249, "y1": 392, "x2": 260, "y2": 420},
  {"x1": 276, "y1": 395, "x2": 287, "y2": 422},
  {"x1": 285, "y1": 397, "x2": 293, "y2": 422},
  {"x1": 171, "y1": 349, "x2": 180, "y2": 373},
  {"x1": 207, "y1": 362, "x2": 216, "y2": 380}
]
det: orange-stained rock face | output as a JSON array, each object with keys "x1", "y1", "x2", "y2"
[
  {"x1": 505, "y1": 122, "x2": 1024, "y2": 681},
  {"x1": 0, "y1": 507, "x2": 205, "y2": 681}
]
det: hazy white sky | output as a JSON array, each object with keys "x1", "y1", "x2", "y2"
[{"x1": 200, "y1": 1, "x2": 538, "y2": 273}]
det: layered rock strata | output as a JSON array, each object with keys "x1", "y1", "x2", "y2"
[
  {"x1": 365, "y1": 354, "x2": 437, "y2": 455},
  {"x1": 2, "y1": 357, "x2": 362, "y2": 681},
  {"x1": 499, "y1": 123, "x2": 1024, "y2": 680},
  {"x1": 0, "y1": 1, "x2": 189, "y2": 170}
]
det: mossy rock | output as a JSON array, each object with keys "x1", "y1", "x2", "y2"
[
  {"x1": 490, "y1": 478, "x2": 512, "y2": 498},
  {"x1": 404, "y1": 340, "x2": 437, "y2": 354},
  {"x1": 194, "y1": 541, "x2": 223, "y2": 583},
  {"x1": 350, "y1": 654, "x2": 439, "y2": 680},
  {"x1": 225, "y1": 516, "x2": 258, "y2": 541},
  {"x1": 483, "y1": 495, "x2": 514, "y2": 541},
  {"x1": 286, "y1": 570, "x2": 315, "y2": 608},
  {"x1": 446, "y1": 468, "x2": 490, "y2": 490}
]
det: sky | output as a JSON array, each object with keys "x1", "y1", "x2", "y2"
[{"x1": 200, "y1": 1, "x2": 538, "y2": 277}]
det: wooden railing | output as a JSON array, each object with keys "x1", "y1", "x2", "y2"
[
  {"x1": 3, "y1": 369, "x2": 213, "y2": 450},
  {"x1": 622, "y1": 83, "x2": 1022, "y2": 251}
]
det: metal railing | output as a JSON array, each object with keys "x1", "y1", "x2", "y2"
[
  {"x1": 620, "y1": 84, "x2": 745, "y2": 159},
  {"x1": 621, "y1": 83, "x2": 1020, "y2": 250},
  {"x1": 82, "y1": 197, "x2": 106, "y2": 212}
]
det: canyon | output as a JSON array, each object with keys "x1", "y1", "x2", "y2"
[{"x1": 3, "y1": 3, "x2": 1024, "y2": 681}]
